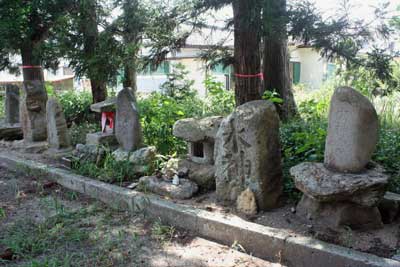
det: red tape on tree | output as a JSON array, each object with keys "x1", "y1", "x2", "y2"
[
  {"x1": 234, "y1": 72, "x2": 264, "y2": 80},
  {"x1": 21, "y1": 65, "x2": 42, "y2": 69}
]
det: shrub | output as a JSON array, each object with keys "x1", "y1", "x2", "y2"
[
  {"x1": 138, "y1": 92, "x2": 203, "y2": 156},
  {"x1": 69, "y1": 123, "x2": 100, "y2": 146},
  {"x1": 203, "y1": 75, "x2": 235, "y2": 116},
  {"x1": 57, "y1": 90, "x2": 94, "y2": 124}
]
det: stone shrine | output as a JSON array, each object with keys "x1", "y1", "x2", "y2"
[
  {"x1": 214, "y1": 100, "x2": 283, "y2": 211},
  {"x1": 290, "y1": 87, "x2": 389, "y2": 230},
  {"x1": 173, "y1": 116, "x2": 222, "y2": 190},
  {"x1": 86, "y1": 97, "x2": 118, "y2": 147}
]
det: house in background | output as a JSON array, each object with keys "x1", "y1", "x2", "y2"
[{"x1": 0, "y1": 28, "x2": 335, "y2": 95}]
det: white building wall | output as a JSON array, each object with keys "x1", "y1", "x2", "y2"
[{"x1": 290, "y1": 47, "x2": 329, "y2": 90}]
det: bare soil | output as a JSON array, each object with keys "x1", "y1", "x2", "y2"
[{"x1": 0, "y1": 163, "x2": 281, "y2": 267}]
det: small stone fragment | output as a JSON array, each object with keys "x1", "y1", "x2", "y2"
[
  {"x1": 138, "y1": 176, "x2": 198, "y2": 199},
  {"x1": 236, "y1": 188, "x2": 257, "y2": 215}
]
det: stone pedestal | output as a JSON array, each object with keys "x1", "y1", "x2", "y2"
[
  {"x1": 290, "y1": 162, "x2": 388, "y2": 230},
  {"x1": 86, "y1": 132, "x2": 118, "y2": 146}
]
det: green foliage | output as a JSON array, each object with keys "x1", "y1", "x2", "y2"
[
  {"x1": 72, "y1": 151, "x2": 148, "y2": 184},
  {"x1": 138, "y1": 92, "x2": 203, "y2": 156},
  {"x1": 262, "y1": 90, "x2": 284, "y2": 104},
  {"x1": 160, "y1": 63, "x2": 196, "y2": 99},
  {"x1": 57, "y1": 90, "x2": 94, "y2": 124},
  {"x1": 1, "y1": 209, "x2": 91, "y2": 261},
  {"x1": 203, "y1": 75, "x2": 235, "y2": 116},
  {"x1": 69, "y1": 123, "x2": 100, "y2": 146}
]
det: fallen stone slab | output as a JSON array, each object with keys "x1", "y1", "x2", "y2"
[
  {"x1": 86, "y1": 132, "x2": 118, "y2": 147},
  {"x1": 0, "y1": 153, "x2": 399, "y2": 267},
  {"x1": 139, "y1": 176, "x2": 198, "y2": 199},
  {"x1": 0, "y1": 123, "x2": 23, "y2": 141}
]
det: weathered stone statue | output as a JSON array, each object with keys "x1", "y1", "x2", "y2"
[
  {"x1": 115, "y1": 87, "x2": 142, "y2": 151},
  {"x1": 291, "y1": 87, "x2": 388, "y2": 230},
  {"x1": 46, "y1": 97, "x2": 70, "y2": 150},
  {"x1": 214, "y1": 100, "x2": 283, "y2": 211},
  {"x1": 20, "y1": 80, "x2": 48, "y2": 142}
]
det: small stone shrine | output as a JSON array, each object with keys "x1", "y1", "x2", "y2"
[
  {"x1": 214, "y1": 100, "x2": 283, "y2": 211},
  {"x1": 86, "y1": 97, "x2": 118, "y2": 147},
  {"x1": 173, "y1": 116, "x2": 223, "y2": 190},
  {"x1": 290, "y1": 86, "x2": 389, "y2": 230}
]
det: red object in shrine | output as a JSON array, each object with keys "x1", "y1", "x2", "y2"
[{"x1": 101, "y1": 112, "x2": 115, "y2": 132}]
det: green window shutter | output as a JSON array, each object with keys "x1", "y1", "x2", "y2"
[
  {"x1": 292, "y1": 62, "x2": 301, "y2": 84},
  {"x1": 211, "y1": 63, "x2": 231, "y2": 75}
]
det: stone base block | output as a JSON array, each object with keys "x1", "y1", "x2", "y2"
[
  {"x1": 86, "y1": 131, "x2": 118, "y2": 146},
  {"x1": 297, "y1": 195, "x2": 383, "y2": 230},
  {"x1": 0, "y1": 123, "x2": 23, "y2": 141},
  {"x1": 178, "y1": 159, "x2": 215, "y2": 191},
  {"x1": 138, "y1": 176, "x2": 198, "y2": 199}
]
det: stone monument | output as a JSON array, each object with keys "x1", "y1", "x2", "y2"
[
  {"x1": 214, "y1": 100, "x2": 283, "y2": 211},
  {"x1": 20, "y1": 80, "x2": 48, "y2": 142},
  {"x1": 46, "y1": 97, "x2": 71, "y2": 151},
  {"x1": 0, "y1": 84, "x2": 23, "y2": 140},
  {"x1": 115, "y1": 87, "x2": 142, "y2": 151},
  {"x1": 173, "y1": 116, "x2": 223, "y2": 190},
  {"x1": 290, "y1": 87, "x2": 388, "y2": 230},
  {"x1": 5, "y1": 84, "x2": 20, "y2": 124}
]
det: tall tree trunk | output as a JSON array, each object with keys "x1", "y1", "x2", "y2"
[
  {"x1": 123, "y1": 63, "x2": 138, "y2": 93},
  {"x1": 232, "y1": 0, "x2": 263, "y2": 106},
  {"x1": 80, "y1": 0, "x2": 107, "y2": 103},
  {"x1": 20, "y1": 44, "x2": 48, "y2": 142},
  {"x1": 263, "y1": 0, "x2": 297, "y2": 120}
]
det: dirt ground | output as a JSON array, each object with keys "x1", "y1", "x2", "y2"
[
  {"x1": 0, "y1": 167, "x2": 282, "y2": 267},
  {"x1": 1, "y1": 147, "x2": 399, "y2": 261}
]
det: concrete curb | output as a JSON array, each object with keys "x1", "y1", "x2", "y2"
[{"x1": 0, "y1": 153, "x2": 399, "y2": 267}]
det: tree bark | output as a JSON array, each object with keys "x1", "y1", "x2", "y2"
[
  {"x1": 123, "y1": 64, "x2": 138, "y2": 93},
  {"x1": 80, "y1": 0, "x2": 107, "y2": 103},
  {"x1": 263, "y1": 0, "x2": 297, "y2": 120},
  {"x1": 232, "y1": 0, "x2": 263, "y2": 106},
  {"x1": 20, "y1": 44, "x2": 48, "y2": 142}
]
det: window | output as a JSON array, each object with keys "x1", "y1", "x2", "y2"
[
  {"x1": 211, "y1": 63, "x2": 232, "y2": 75},
  {"x1": 140, "y1": 61, "x2": 170, "y2": 75},
  {"x1": 291, "y1": 62, "x2": 301, "y2": 84},
  {"x1": 324, "y1": 63, "x2": 336, "y2": 81}
]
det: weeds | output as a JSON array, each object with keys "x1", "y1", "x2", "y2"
[{"x1": 151, "y1": 220, "x2": 175, "y2": 243}]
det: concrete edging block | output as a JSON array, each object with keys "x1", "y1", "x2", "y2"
[{"x1": 0, "y1": 153, "x2": 399, "y2": 267}]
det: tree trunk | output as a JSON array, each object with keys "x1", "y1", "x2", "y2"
[
  {"x1": 80, "y1": 0, "x2": 107, "y2": 103},
  {"x1": 263, "y1": 0, "x2": 297, "y2": 120},
  {"x1": 123, "y1": 64, "x2": 138, "y2": 93},
  {"x1": 232, "y1": 0, "x2": 263, "y2": 106},
  {"x1": 20, "y1": 44, "x2": 48, "y2": 142}
]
